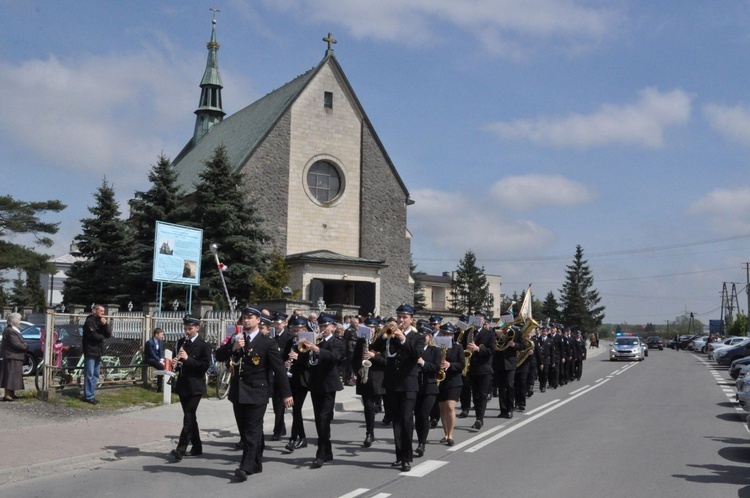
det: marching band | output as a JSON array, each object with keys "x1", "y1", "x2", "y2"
[{"x1": 172, "y1": 305, "x2": 587, "y2": 481}]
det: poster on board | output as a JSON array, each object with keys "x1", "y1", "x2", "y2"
[{"x1": 152, "y1": 221, "x2": 203, "y2": 285}]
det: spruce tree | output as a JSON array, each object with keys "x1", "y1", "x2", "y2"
[
  {"x1": 63, "y1": 178, "x2": 135, "y2": 307},
  {"x1": 449, "y1": 250, "x2": 494, "y2": 315},
  {"x1": 559, "y1": 245, "x2": 605, "y2": 331},
  {"x1": 411, "y1": 255, "x2": 427, "y2": 312},
  {"x1": 128, "y1": 153, "x2": 184, "y2": 308},
  {"x1": 188, "y1": 145, "x2": 268, "y2": 306},
  {"x1": 541, "y1": 291, "x2": 561, "y2": 324},
  {"x1": 248, "y1": 250, "x2": 297, "y2": 301}
]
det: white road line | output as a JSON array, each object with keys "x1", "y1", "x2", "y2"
[
  {"x1": 569, "y1": 385, "x2": 591, "y2": 395},
  {"x1": 595, "y1": 378, "x2": 605, "y2": 383},
  {"x1": 446, "y1": 424, "x2": 506, "y2": 452},
  {"x1": 338, "y1": 488, "x2": 371, "y2": 498},
  {"x1": 371, "y1": 494, "x2": 391, "y2": 498},
  {"x1": 399, "y1": 459, "x2": 448, "y2": 477},
  {"x1": 465, "y1": 379, "x2": 611, "y2": 453},
  {"x1": 523, "y1": 399, "x2": 561, "y2": 416}
]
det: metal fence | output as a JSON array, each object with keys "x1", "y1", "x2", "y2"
[{"x1": 37, "y1": 311, "x2": 236, "y2": 397}]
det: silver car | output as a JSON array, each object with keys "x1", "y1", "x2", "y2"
[{"x1": 610, "y1": 336, "x2": 645, "y2": 361}]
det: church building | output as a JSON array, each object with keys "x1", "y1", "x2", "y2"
[{"x1": 172, "y1": 21, "x2": 413, "y2": 317}]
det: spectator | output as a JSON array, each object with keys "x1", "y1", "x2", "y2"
[
  {"x1": 82, "y1": 304, "x2": 111, "y2": 405},
  {"x1": 1, "y1": 313, "x2": 28, "y2": 401},
  {"x1": 145, "y1": 328, "x2": 165, "y2": 392}
]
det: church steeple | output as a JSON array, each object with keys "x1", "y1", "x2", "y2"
[{"x1": 192, "y1": 9, "x2": 225, "y2": 145}]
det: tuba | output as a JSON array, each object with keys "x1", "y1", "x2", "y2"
[{"x1": 495, "y1": 327, "x2": 517, "y2": 351}]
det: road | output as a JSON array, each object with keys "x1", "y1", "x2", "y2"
[{"x1": 4, "y1": 347, "x2": 750, "y2": 498}]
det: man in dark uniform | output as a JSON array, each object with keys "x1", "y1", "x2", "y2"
[
  {"x1": 573, "y1": 330, "x2": 585, "y2": 381},
  {"x1": 537, "y1": 327, "x2": 552, "y2": 392},
  {"x1": 352, "y1": 317, "x2": 386, "y2": 447},
  {"x1": 466, "y1": 310, "x2": 496, "y2": 429},
  {"x1": 306, "y1": 314, "x2": 346, "y2": 469},
  {"x1": 214, "y1": 307, "x2": 293, "y2": 482},
  {"x1": 271, "y1": 312, "x2": 290, "y2": 440},
  {"x1": 427, "y1": 315, "x2": 443, "y2": 428},
  {"x1": 494, "y1": 324, "x2": 520, "y2": 418},
  {"x1": 564, "y1": 328, "x2": 575, "y2": 384},
  {"x1": 372, "y1": 304, "x2": 424, "y2": 472},
  {"x1": 170, "y1": 315, "x2": 213, "y2": 462},
  {"x1": 415, "y1": 327, "x2": 441, "y2": 457},
  {"x1": 283, "y1": 316, "x2": 311, "y2": 452},
  {"x1": 550, "y1": 324, "x2": 562, "y2": 389}
]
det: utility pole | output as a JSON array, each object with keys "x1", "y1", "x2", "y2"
[{"x1": 746, "y1": 263, "x2": 750, "y2": 336}]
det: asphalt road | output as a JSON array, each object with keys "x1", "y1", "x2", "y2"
[{"x1": 4, "y1": 348, "x2": 750, "y2": 498}]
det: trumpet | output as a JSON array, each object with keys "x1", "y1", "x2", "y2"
[
  {"x1": 298, "y1": 340, "x2": 312, "y2": 353},
  {"x1": 381, "y1": 326, "x2": 395, "y2": 339}
]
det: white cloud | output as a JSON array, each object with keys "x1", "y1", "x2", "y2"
[
  {"x1": 688, "y1": 187, "x2": 750, "y2": 234},
  {"x1": 703, "y1": 103, "x2": 750, "y2": 145},
  {"x1": 0, "y1": 43, "x2": 255, "y2": 189},
  {"x1": 490, "y1": 174, "x2": 597, "y2": 210},
  {"x1": 409, "y1": 188, "x2": 557, "y2": 260},
  {"x1": 485, "y1": 88, "x2": 693, "y2": 149},
  {"x1": 261, "y1": 0, "x2": 619, "y2": 56}
]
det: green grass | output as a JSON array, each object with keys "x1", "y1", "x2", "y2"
[{"x1": 24, "y1": 385, "x2": 180, "y2": 410}]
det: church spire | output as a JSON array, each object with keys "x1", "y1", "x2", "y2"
[{"x1": 192, "y1": 8, "x2": 225, "y2": 145}]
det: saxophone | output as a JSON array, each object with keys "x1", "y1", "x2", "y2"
[
  {"x1": 462, "y1": 327, "x2": 474, "y2": 377},
  {"x1": 435, "y1": 346, "x2": 448, "y2": 384},
  {"x1": 359, "y1": 339, "x2": 372, "y2": 384}
]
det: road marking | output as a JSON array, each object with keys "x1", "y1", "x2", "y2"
[
  {"x1": 446, "y1": 424, "x2": 506, "y2": 452},
  {"x1": 524, "y1": 399, "x2": 561, "y2": 416},
  {"x1": 569, "y1": 385, "x2": 590, "y2": 395},
  {"x1": 371, "y1": 494, "x2": 391, "y2": 498},
  {"x1": 400, "y1": 459, "x2": 448, "y2": 477},
  {"x1": 338, "y1": 489, "x2": 371, "y2": 498},
  {"x1": 464, "y1": 379, "x2": 611, "y2": 453},
  {"x1": 595, "y1": 377, "x2": 605, "y2": 383}
]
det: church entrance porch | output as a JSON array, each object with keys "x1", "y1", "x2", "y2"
[{"x1": 309, "y1": 278, "x2": 376, "y2": 317}]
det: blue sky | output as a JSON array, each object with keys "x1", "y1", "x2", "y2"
[{"x1": 3, "y1": 0, "x2": 750, "y2": 325}]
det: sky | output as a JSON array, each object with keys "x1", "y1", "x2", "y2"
[{"x1": 3, "y1": 0, "x2": 750, "y2": 326}]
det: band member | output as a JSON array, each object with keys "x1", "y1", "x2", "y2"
[
  {"x1": 306, "y1": 314, "x2": 346, "y2": 469},
  {"x1": 427, "y1": 315, "x2": 443, "y2": 428},
  {"x1": 456, "y1": 315, "x2": 473, "y2": 419},
  {"x1": 352, "y1": 317, "x2": 386, "y2": 447},
  {"x1": 271, "y1": 312, "x2": 290, "y2": 441},
  {"x1": 170, "y1": 315, "x2": 213, "y2": 462},
  {"x1": 284, "y1": 316, "x2": 312, "y2": 452},
  {"x1": 537, "y1": 327, "x2": 552, "y2": 392},
  {"x1": 550, "y1": 324, "x2": 562, "y2": 389},
  {"x1": 415, "y1": 327, "x2": 441, "y2": 458},
  {"x1": 513, "y1": 330, "x2": 532, "y2": 412},
  {"x1": 564, "y1": 328, "x2": 574, "y2": 384},
  {"x1": 215, "y1": 307, "x2": 293, "y2": 482},
  {"x1": 466, "y1": 310, "x2": 496, "y2": 429},
  {"x1": 493, "y1": 323, "x2": 520, "y2": 418},
  {"x1": 380, "y1": 316, "x2": 398, "y2": 426},
  {"x1": 573, "y1": 330, "x2": 586, "y2": 380},
  {"x1": 371, "y1": 304, "x2": 424, "y2": 472},
  {"x1": 526, "y1": 327, "x2": 540, "y2": 397},
  {"x1": 436, "y1": 323, "x2": 464, "y2": 446}
]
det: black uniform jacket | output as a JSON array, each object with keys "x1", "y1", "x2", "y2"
[
  {"x1": 468, "y1": 327, "x2": 496, "y2": 376},
  {"x1": 215, "y1": 332, "x2": 292, "y2": 405},
  {"x1": 539, "y1": 336, "x2": 553, "y2": 365},
  {"x1": 438, "y1": 343, "x2": 464, "y2": 391},
  {"x1": 373, "y1": 329, "x2": 424, "y2": 392},
  {"x1": 307, "y1": 335, "x2": 345, "y2": 394},
  {"x1": 173, "y1": 335, "x2": 212, "y2": 397},
  {"x1": 417, "y1": 345, "x2": 442, "y2": 396},
  {"x1": 492, "y1": 335, "x2": 522, "y2": 372},
  {"x1": 352, "y1": 336, "x2": 386, "y2": 396}
]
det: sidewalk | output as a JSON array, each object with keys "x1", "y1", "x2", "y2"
[{"x1": 0, "y1": 384, "x2": 363, "y2": 484}]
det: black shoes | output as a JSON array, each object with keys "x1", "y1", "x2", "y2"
[
  {"x1": 516, "y1": 406, "x2": 525, "y2": 412},
  {"x1": 185, "y1": 449, "x2": 202, "y2": 457},
  {"x1": 415, "y1": 443, "x2": 425, "y2": 457},
  {"x1": 430, "y1": 418, "x2": 439, "y2": 428},
  {"x1": 382, "y1": 416, "x2": 391, "y2": 425},
  {"x1": 82, "y1": 398, "x2": 98, "y2": 405},
  {"x1": 234, "y1": 440, "x2": 244, "y2": 450},
  {"x1": 271, "y1": 434, "x2": 282, "y2": 441},
  {"x1": 293, "y1": 438, "x2": 308, "y2": 449},
  {"x1": 471, "y1": 420, "x2": 483, "y2": 430},
  {"x1": 170, "y1": 449, "x2": 184, "y2": 462},
  {"x1": 234, "y1": 468, "x2": 248, "y2": 482},
  {"x1": 401, "y1": 462, "x2": 411, "y2": 472},
  {"x1": 527, "y1": 390, "x2": 534, "y2": 397},
  {"x1": 391, "y1": 460, "x2": 403, "y2": 467},
  {"x1": 363, "y1": 433, "x2": 374, "y2": 448},
  {"x1": 540, "y1": 387, "x2": 546, "y2": 393},
  {"x1": 499, "y1": 411, "x2": 508, "y2": 418},
  {"x1": 507, "y1": 411, "x2": 514, "y2": 419},
  {"x1": 446, "y1": 438, "x2": 455, "y2": 446},
  {"x1": 310, "y1": 458, "x2": 324, "y2": 469},
  {"x1": 457, "y1": 410, "x2": 469, "y2": 419}
]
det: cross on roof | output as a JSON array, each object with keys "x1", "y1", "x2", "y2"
[
  {"x1": 323, "y1": 32, "x2": 337, "y2": 53},
  {"x1": 210, "y1": 5, "x2": 220, "y2": 22}
]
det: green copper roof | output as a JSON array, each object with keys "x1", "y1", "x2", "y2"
[
  {"x1": 174, "y1": 62, "x2": 319, "y2": 191},
  {"x1": 200, "y1": 21, "x2": 223, "y2": 87}
]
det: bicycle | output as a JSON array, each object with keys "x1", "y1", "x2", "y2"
[{"x1": 206, "y1": 353, "x2": 231, "y2": 399}]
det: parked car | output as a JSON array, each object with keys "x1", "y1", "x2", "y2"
[
  {"x1": 716, "y1": 339, "x2": 750, "y2": 366},
  {"x1": 610, "y1": 336, "x2": 646, "y2": 361},
  {"x1": 736, "y1": 368, "x2": 750, "y2": 391},
  {"x1": 691, "y1": 336, "x2": 711, "y2": 353},
  {"x1": 646, "y1": 336, "x2": 664, "y2": 350},
  {"x1": 730, "y1": 357, "x2": 750, "y2": 379},
  {"x1": 738, "y1": 379, "x2": 750, "y2": 412},
  {"x1": 710, "y1": 337, "x2": 747, "y2": 361},
  {"x1": 0, "y1": 319, "x2": 36, "y2": 332}
]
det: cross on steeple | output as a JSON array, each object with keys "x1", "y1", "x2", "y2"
[
  {"x1": 210, "y1": 5, "x2": 220, "y2": 23},
  {"x1": 323, "y1": 32, "x2": 337, "y2": 55}
]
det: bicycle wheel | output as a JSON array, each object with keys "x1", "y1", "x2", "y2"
[{"x1": 216, "y1": 362, "x2": 231, "y2": 399}]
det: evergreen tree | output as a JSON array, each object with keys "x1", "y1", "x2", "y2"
[
  {"x1": 188, "y1": 145, "x2": 268, "y2": 306},
  {"x1": 411, "y1": 255, "x2": 427, "y2": 312},
  {"x1": 63, "y1": 178, "x2": 136, "y2": 307},
  {"x1": 128, "y1": 153, "x2": 184, "y2": 308},
  {"x1": 449, "y1": 250, "x2": 494, "y2": 314},
  {"x1": 248, "y1": 250, "x2": 298, "y2": 301},
  {"x1": 24, "y1": 266, "x2": 46, "y2": 312},
  {"x1": 559, "y1": 245, "x2": 605, "y2": 332},
  {"x1": 541, "y1": 291, "x2": 561, "y2": 323},
  {"x1": 8, "y1": 271, "x2": 27, "y2": 309},
  {"x1": 0, "y1": 195, "x2": 66, "y2": 271}
]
